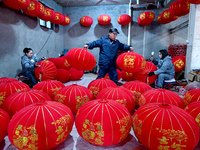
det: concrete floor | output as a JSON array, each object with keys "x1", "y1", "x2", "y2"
[{"x1": 0, "y1": 73, "x2": 200, "y2": 150}]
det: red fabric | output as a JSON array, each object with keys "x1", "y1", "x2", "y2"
[
  {"x1": 8, "y1": 101, "x2": 74, "y2": 150},
  {"x1": 0, "y1": 77, "x2": 18, "y2": 85},
  {"x1": 75, "y1": 99, "x2": 132, "y2": 146},
  {"x1": 80, "y1": 16, "x2": 93, "y2": 27},
  {"x1": 2, "y1": 90, "x2": 51, "y2": 118},
  {"x1": 183, "y1": 89, "x2": 200, "y2": 106},
  {"x1": 54, "y1": 84, "x2": 93, "y2": 114},
  {"x1": 23, "y1": 0, "x2": 44, "y2": 17},
  {"x1": 39, "y1": 7, "x2": 55, "y2": 22},
  {"x1": 60, "y1": 15, "x2": 70, "y2": 26},
  {"x1": 51, "y1": 12, "x2": 65, "y2": 24},
  {"x1": 69, "y1": 67, "x2": 84, "y2": 80},
  {"x1": 172, "y1": 55, "x2": 186, "y2": 73},
  {"x1": 138, "y1": 88, "x2": 185, "y2": 108},
  {"x1": 188, "y1": 0, "x2": 200, "y2": 4},
  {"x1": 132, "y1": 103, "x2": 199, "y2": 150},
  {"x1": 88, "y1": 78, "x2": 117, "y2": 99},
  {"x1": 56, "y1": 69, "x2": 70, "y2": 83},
  {"x1": 121, "y1": 70, "x2": 135, "y2": 81},
  {"x1": 2, "y1": 0, "x2": 30, "y2": 10},
  {"x1": 98, "y1": 14, "x2": 111, "y2": 25},
  {"x1": 96, "y1": 86, "x2": 136, "y2": 112},
  {"x1": 137, "y1": 11, "x2": 155, "y2": 26},
  {"x1": 0, "y1": 109, "x2": 10, "y2": 142},
  {"x1": 169, "y1": 0, "x2": 190, "y2": 17},
  {"x1": 117, "y1": 14, "x2": 131, "y2": 25},
  {"x1": 33, "y1": 80, "x2": 64, "y2": 100}
]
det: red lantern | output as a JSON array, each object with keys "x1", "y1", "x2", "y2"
[
  {"x1": 183, "y1": 89, "x2": 200, "y2": 106},
  {"x1": 35, "y1": 60, "x2": 57, "y2": 81},
  {"x1": 60, "y1": 15, "x2": 71, "y2": 26},
  {"x1": 172, "y1": 55, "x2": 186, "y2": 73},
  {"x1": 2, "y1": 90, "x2": 51, "y2": 118},
  {"x1": 0, "y1": 77, "x2": 18, "y2": 84},
  {"x1": 160, "y1": 9, "x2": 178, "y2": 24},
  {"x1": 88, "y1": 78, "x2": 117, "y2": 99},
  {"x1": 80, "y1": 16, "x2": 93, "y2": 27},
  {"x1": 98, "y1": 14, "x2": 111, "y2": 25},
  {"x1": 188, "y1": 0, "x2": 200, "y2": 4},
  {"x1": 116, "y1": 52, "x2": 146, "y2": 73},
  {"x1": 75, "y1": 99, "x2": 132, "y2": 146},
  {"x1": 169, "y1": 0, "x2": 190, "y2": 17},
  {"x1": 2, "y1": 0, "x2": 30, "y2": 10},
  {"x1": 8, "y1": 101, "x2": 74, "y2": 150},
  {"x1": 138, "y1": 88, "x2": 185, "y2": 108},
  {"x1": 133, "y1": 61, "x2": 157, "y2": 85},
  {"x1": 104, "y1": 69, "x2": 121, "y2": 81},
  {"x1": 132, "y1": 103, "x2": 199, "y2": 150},
  {"x1": 51, "y1": 12, "x2": 65, "y2": 24},
  {"x1": 96, "y1": 86, "x2": 136, "y2": 112},
  {"x1": 69, "y1": 67, "x2": 84, "y2": 80},
  {"x1": 54, "y1": 84, "x2": 93, "y2": 114},
  {"x1": 39, "y1": 7, "x2": 55, "y2": 22},
  {"x1": 23, "y1": 0, "x2": 44, "y2": 17},
  {"x1": 33, "y1": 80, "x2": 65, "y2": 100},
  {"x1": 137, "y1": 11, "x2": 155, "y2": 26},
  {"x1": 117, "y1": 14, "x2": 131, "y2": 25},
  {"x1": 121, "y1": 70, "x2": 135, "y2": 81},
  {"x1": 56, "y1": 69, "x2": 70, "y2": 83},
  {"x1": 49, "y1": 57, "x2": 71, "y2": 70},
  {"x1": 0, "y1": 108, "x2": 10, "y2": 142},
  {"x1": 0, "y1": 81, "x2": 30, "y2": 107},
  {"x1": 64, "y1": 48, "x2": 96, "y2": 71},
  {"x1": 123, "y1": 80, "x2": 152, "y2": 106}
]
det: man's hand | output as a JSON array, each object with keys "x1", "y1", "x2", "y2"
[
  {"x1": 129, "y1": 47, "x2": 134, "y2": 51},
  {"x1": 84, "y1": 45, "x2": 89, "y2": 49}
]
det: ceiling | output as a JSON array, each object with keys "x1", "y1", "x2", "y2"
[{"x1": 53, "y1": 0, "x2": 168, "y2": 7}]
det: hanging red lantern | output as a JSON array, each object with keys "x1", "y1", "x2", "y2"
[
  {"x1": 132, "y1": 103, "x2": 199, "y2": 150},
  {"x1": 64, "y1": 48, "x2": 96, "y2": 71},
  {"x1": 51, "y1": 12, "x2": 65, "y2": 24},
  {"x1": 172, "y1": 55, "x2": 186, "y2": 73},
  {"x1": 123, "y1": 80, "x2": 152, "y2": 106},
  {"x1": 0, "y1": 108, "x2": 10, "y2": 142},
  {"x1": 88, "y1": 78, "x2": 117, "y2": 99},
  {"x1": 56, "y1": 69, "x2": 70, "y2": 83},
  {"x1": 0, "y1": 77, "x2": 18, "y2": 84},
  {"x1": 23, "y1": 0, "x2": 44, "y2": 17},
  {"x1": 117, "y1": 14, "x2": 131, "y2": 25},
  {"x1": 35, "y1": 60, "x2": 57, "y2": 81},
  {"x1": 121, "y1": 70, "x2": 135, "y2": 81},
  {"x1": 2, "y1": 90, "x2": 51, "y2": 118},
  {"x1": 39, "y1": 7, "x2": 55, "y2": 22},
  {"x1": 0, "y1": 81, "x2": 30, "y2": 107},
  {"x1": 104, "y1": 69, "x2": 121, "y2": 81},
  {"x1": 116, "y1": 52, "x2": 146, "y2": 73},
  {"x1": 60, "y1": 15, "x2": 71, "y2": 26},
  {"x1": 183, "y1": 89, "x2": 200, "y2": 106},
  {"x1": 188, "y1": 0, "x2": 200, "y2": 4},
  {"x1": 49, "y1": 57, "x2": 71, "y2": 70},
  {"x1": 2, "y1": 0, "x2": 30, "y2": 10},
  {"x1": 75, "y1": 99, "x2": 132, "y2": 146},
  {"x1": 80, "y1": 16, "x2": 93, "y2": 27},
  {"x1": 8, "y1": 101, "x2": 74, "y2": 150},
  {"x1": 69, "y1": 67, "x2": 84, "y2": 80},
  {"x1": 98, "y1": 14, "x2": 111, "y2": 25},
  {"x1": 138, "y1": 88, "x2": 184, "y2": 108},
  {"x1": 54, "y1": 84, "x2": 94, "y2": 114},
  {"x1": 133, "y1": 61, "x2": 157, "y2": 85},
  {"x1": 137, "y1": 11, "x2": 155, "y2": 26},
  {"x1": 33, "y1": 80, "x2": 65, "y2": 100},
  {"x1": 96, "y1": 86, "x2": 136, "y2": 112},
  {"x1": 169, "y1": 0, "x2": 190, "y2": 17}
]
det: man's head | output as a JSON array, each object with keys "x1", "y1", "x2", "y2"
[{"x1": 109, "y1": 28, "x2": 119, "y2": 41}]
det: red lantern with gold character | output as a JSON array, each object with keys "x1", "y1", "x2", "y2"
[
  {"x1": 172, "y1": 55, "x2": 186, "y2": 73},
  {"x1": 183, "y1": 89, "x2": 200, "y2": 106},
  {"x1": 132, "y1": 103, "x2": 199, "y2": 150},
  {"x1": 54, "y1": 84, "x2": 94, "y2": 114},
  {"x1": 64, "y1": 48, "x2": 96, "y2": 71},
  {"x1": 96, "y1": 86, "x2": 136, "y2": 112},
  {"x1": 69, "y1": 67, "x2": 84, "y2": 80},
  {"x1": 56, "y1": 69, "x2": 70, "y2": 83},
  {"x1": 2, "y1": 0, "x2": 30, "y2": 10},
  {"x1": 137, "y1": 11, "x2": 155, "y2": 26},
  {"x1": 123, "y1": 80, "x2": 152, "y2": 106},
  {"x1": 80, "y1": 16, "x2": 93, "y2": 27},
  {"x1": 117, "y1": 14, "x2": 131, "y2": 25},
  {"x1": 161, "y1": 9, "x2": 178, "y2": 24},
  {"x1": 98, "y1": 14, "x2": 111, "y2": 25},
  {"x1": 33, "y1": 80, "x2": 65, "y2": 100},
  {"x1": 75, "y1": 99, "x2": 132, "y2": 146},
  {"x1": 51, "y1": 12, "x2": 64, "y2": 24},
  {"x1": 23, "y1": 0, "x2": 44, "y2": 17},
  {"x1": 138, "y1": 88, "x2": 184, "y2": 108},
  {"x1": 188, "y1": 0, "x2": 200, "y2": 4},
  {"x1": 60, "y1": 15, "x2": 71, "y2": 26},
  {"x1": 121, "y1": 70, "x2": 135, "y2": 81},
  {"x1": 0, "y1": 81, "x2": 30, "y2": 107},
  {"x1": 8, "y1": 101, "x2": 74, "y2": 150},
  {"x1": 169, "y1": 0, "x2": 190, "y2": 17},
  {"x1": 116, "y1": 52, "x2": 146, "y2": 73},
  {"x1": 35, "y1": 60, "x2": 57, "y2": 81},
  {"x1": 39, "y1": 7, "x2": 55, "y2": 22},
  {"x1": 0, "y1": 108, "x2": 10, "y2": 142},
  {"x1": 88, "y1": 78, "x2": 117, "y2": 99}
]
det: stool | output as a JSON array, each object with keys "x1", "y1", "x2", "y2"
[{"x1": 163, "y1": 78, "x2": 177, "y2": 89}]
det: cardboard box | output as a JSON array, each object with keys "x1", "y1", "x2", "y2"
[{"x1": 186, "y1": 72, "x2": 200, "y2": 82}]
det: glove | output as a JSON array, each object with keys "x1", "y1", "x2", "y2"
[{"x1": 148, "y1": 72, "x2": 155, "y2": 76}]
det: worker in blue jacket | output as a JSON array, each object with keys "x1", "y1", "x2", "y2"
[
  {"x1": 84, "y1": 28, "x2": 134, "y2": 85},
  {"x1": 148, "y1": 49, "x2": 175, "y2": 88},
  {"x1": 21, "y1": 48, "x2": 46, "y2": 86}
]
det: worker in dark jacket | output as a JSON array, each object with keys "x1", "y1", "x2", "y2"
[
  {"x1": 84, "y1": 28, "x2": 134, "y2": 85},
  {"x1": 148, "y1": 49, "x2": 175, "y2": 88}
]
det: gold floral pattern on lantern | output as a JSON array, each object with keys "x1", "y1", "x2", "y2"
[
  {"x1": 132, "y1": 114, "x2": 142, "y2": 139},
  {"x1": 89, "y1": 86, "x2": 99, "y2": 98},
  {"x1": 183, "y1": 92, "x2": 192, "y2": 105},
  {"x1": 0, "y1": 92, "x2": 6, "y2": 105},
  {"x1": 124, "y1": 55, "x2": 136, "y2": 68},
  {"x1": 28, "y1": 1, "x2": 35, "y2": 11},
  {"x1": 55, "y1": 94, "x2": 66, "y2": 103},
  {"x1": 174, "y1": 59, "x2": 184, "y2": 69},
  {"x1": 51, "y1": 87, "x2": 62, "y2": 96},
  {"x1": 138, "y1": 95, "x2": 146, "y2": 106},
  {"x1": 76, "y1": 95, "x2": 90, "y2": 111}
]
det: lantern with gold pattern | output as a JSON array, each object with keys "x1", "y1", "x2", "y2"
[
  {"x1": 80, "y1": 16, "x2": 93, "y2": 27},
  {"x1": 60, "y1": 15, "x2": 71, "y2": 26},
  {"x1": 98, "y1": 14, "x2": 111, "y2": 25},
  {"x1": 172, "y1": 55, "x2": 186, "y2": 73},
  {"x1": 117, "y1": 14, "x2": 131, "y2": 25},
  {"x1": 137, "y1": 11, "x2": 155, "y2": 26},
  {"x1": 23, "y1": 0, "x2": 44, "y2": 17}
]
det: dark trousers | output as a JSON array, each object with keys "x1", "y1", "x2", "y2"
[
  {"x1": 23, "y1": 71, "x2": 37, "y2": 86},
  {"x1": 97, "y1": 65, "x2": 118, "y2": 85}
]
